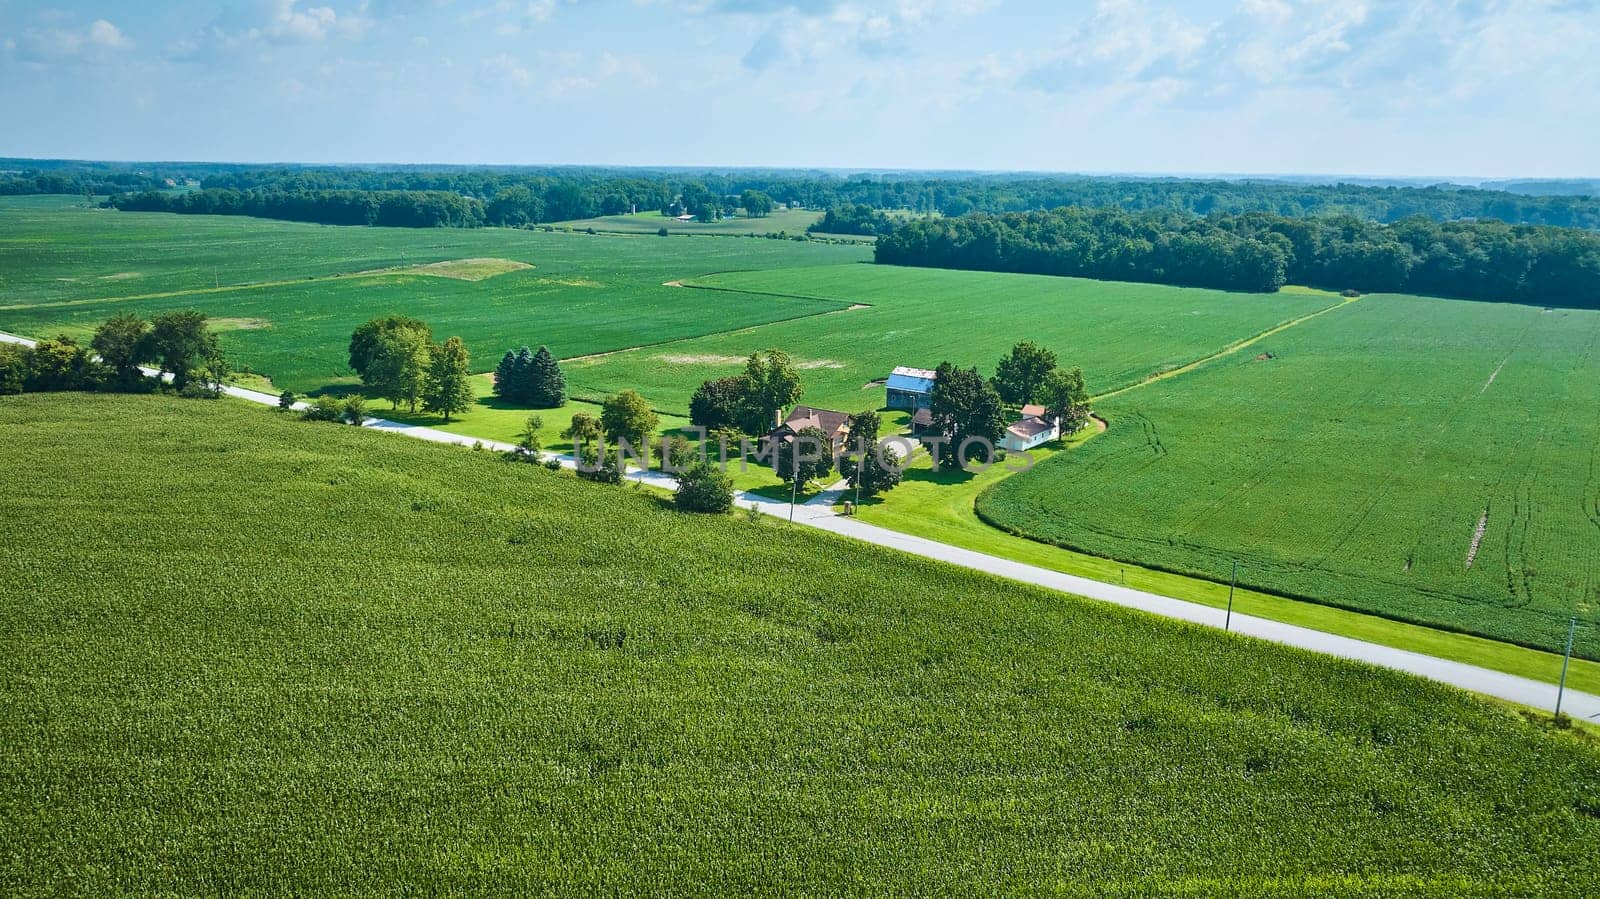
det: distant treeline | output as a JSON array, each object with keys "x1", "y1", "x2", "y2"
[
  {"x1": 192, "y1": 166, "x2": 1600, "y2": 228},
  {"x1": 109, "y1": 189, "x2": 487, "y2": 228},
  {"x1": 876, "y1": 208, "x2": 1600, "y2": 304},
  {"x1": 0, "y1": 171, "x2": 167, "y2": 197},
  {"x1": 0, "y1": 160, "x2": 1560, "y2": 229}
]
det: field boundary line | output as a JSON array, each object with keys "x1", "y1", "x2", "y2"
[{"x1": 1091, "y1": 293, "x2": 1360, "y2": 402}]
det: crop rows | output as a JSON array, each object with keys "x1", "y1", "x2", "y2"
[
  {"x1": 980, "y1": 294, "x2": 1600, "y2": 657},
  {"x1": 1, "y1": 393, "x2": 1598, "y2": 894}
]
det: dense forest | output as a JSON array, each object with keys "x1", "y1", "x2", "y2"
[{"x1": 875, "y1": 208, "x2": 1600, "y2": 305}]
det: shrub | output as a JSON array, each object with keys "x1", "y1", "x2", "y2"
[
  {"x1": 675, "y1": 459, "x2": 734, "y2": 514},
  {"x1": 1341, "y1": 288, "x2": 1362, "y2": 298},
  {"x1": 277, "y1": 390, "x2": 296, "y2": 411},
  {"x1": 343, "y1": 394, "x2": 367, "y2": 426},
  {"x1": 302, "y1": 394, "x2": 344, "y2": 422},
  {"x1": 179, "y1": 380, "x2": 222, "y2": 399},
  {"x1": 575, "y1": 445, "x2": 623, "y2": 484},
  {"x1": 657, "y1": 227, "x2": 669, "y2": 237},
  {"x1": 0, "y1": 344, "x2": 27, "y2": 395},
  {"x1": 543, "y1": 457, "x2": 564, "y2": 472}
]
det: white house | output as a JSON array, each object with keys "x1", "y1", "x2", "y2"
[{"x1": 1001, "y1": 409, "x2": 1059, "y2": 452}]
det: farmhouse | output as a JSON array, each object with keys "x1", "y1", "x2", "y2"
[
  {"x1": 886, "y1": 366, "x2": 937, "y2": 411},
  {"x1": 767, "y1": 405, "x2": 851, "y2": 450},
  {"x1": 1001, "y1": 407, "x2": 1059, "y2": 452}
]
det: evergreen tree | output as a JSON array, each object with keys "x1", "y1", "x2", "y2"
[
  {"x1": 510, "y1": 346, "x2": 535, "y2": 405},
  {"x1": 493, "y1": 350, "x2": 517, "y2": 400},
  {"x1": 527, "y1": 346, "x2": 566, "y2": 407}
]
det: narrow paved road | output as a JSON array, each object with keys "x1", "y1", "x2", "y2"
[{"x1": 4, "y1": 330, "x2": 1596, "y2": 720}]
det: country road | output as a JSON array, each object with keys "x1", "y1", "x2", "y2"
[{"x1": 4, "y1": 329, "x2": 1597, "y2": 721}]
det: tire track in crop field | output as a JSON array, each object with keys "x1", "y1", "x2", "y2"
[
  {"x1": 1088, "y1": 292, "x2": 1359, "y2": 403},
  {"x1": 1300, "y1": 300, "x2": 1519, "y2": 573}
]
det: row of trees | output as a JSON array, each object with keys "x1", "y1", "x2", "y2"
[
  {"x1": 348, "y1": 316, "x2": 475, "y2": 420},
  {"x1": 0, "y1": 311, "x2": 227, "y2": 397},
  {"x1": 110, "y1": 189, "x2": 486, "y2": 228},
  {"x1": 877, "y1": 207, "x2": 1600, "y2": 304},
  {"x1": 492, "y1": 346, "x2": 566, "y2": 407}
]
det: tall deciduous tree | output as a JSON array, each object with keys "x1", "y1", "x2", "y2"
[
  {"x1": 90, "y1": 314, "x2": 150, "y2": 384},
  {"x1": 838, "y1": 410, "x2": 903, "y2": 499},
  {"x1": 147, "y1": 310, "x2": 223, "y2": 390},
  {"x1": 1039, "y1": 366, "x2": 1090, "y2": 433},
  {"x1": 366, "y1": 325, "x2": 431, "y2": 411},
  {"x1": 349, "y1": 315, "x2": 431, "y2": 378},
  {"x1": 741, "y1": 350, "x2": 803, "y2": 433},
  {"x1": 689, "y1": 375, "x2": 750, "y2": 432},
  {"x1": 600, "y1": 389, "x2": 658, "y2": 450},
  {"x1": 423, "y1": 337, "x2": 474, "y2": 422},
  {"x1": 563, "y1": 411, "x2": 604, "y2": 453},
  {"x1": 993, "y1": 340, "x2": 1058, "y2": 406},
  {"x1": 928, "y1": 362, "x2": 1006, "y2": 472}
]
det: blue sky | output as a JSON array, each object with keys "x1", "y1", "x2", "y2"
[{"x1": 1, "y1": 0, "x2": 1595, "y2": 177}]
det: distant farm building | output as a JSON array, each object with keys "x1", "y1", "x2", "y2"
[
  {"x1": 1002, "y1": 408, "x2": 1059, "y2": 452},
  {"x1": 886, "y1": 366, "x2": 937, "y2": 411}
]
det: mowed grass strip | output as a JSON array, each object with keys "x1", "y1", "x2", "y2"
[
  {"x1": 565, "y1": 264, "x2": 1341, "y2": 413},
  {"x1": 980, "y1": 294, "x2": 1600, "y2": 658},
  {"x1": 1, "y1": 393, "x2": 1599, "y2": 895}
]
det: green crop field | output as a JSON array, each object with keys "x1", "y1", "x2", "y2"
[
  {"x1": 565, "y1": 264, "x2": 1342, "y2": 413},
  {"x1": 979, "y1": 294, "x2": 1600, "y2": 658},
  {"x1": 0, "y1": 197, "x2": 868, "y2": 393},
  {"x1": 2, "y1": 393, "x2": 1598, "y2": 895}
]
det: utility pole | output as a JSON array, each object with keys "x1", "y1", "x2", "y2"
[
  {"x1": 1225, "y1": 560, "x2": 1239, "y2": 632},
  {"x1": 1556, "y1": 617, "x2": 1577, "y2": 719}
]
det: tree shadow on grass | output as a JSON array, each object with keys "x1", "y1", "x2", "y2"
[{"x1": 903, "y1": 465, "x2": 978, "y2": 487}]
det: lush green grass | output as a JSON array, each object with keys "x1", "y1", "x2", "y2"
[
  {"x1": 3, "y1": 393, "x2": 1600, "y2": 895},
  {"x1": 558, "y1": 207, "x2": 841, "y2": 237},
  {"x1": 0, "y1": 197, "x2": 868, "y2": 393},
  {"x1": 565, "y1": 264, "x2": 1341, "y2": 413},
  {"x1": 980, "y1": 294, "x2": 1600, "y2": 658}
]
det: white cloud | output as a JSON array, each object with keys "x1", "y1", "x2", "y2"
[
  {"x1": 171, "y1": 1, "x2": 371, "y2": 61},
  {"x1": 1016, "y1": 0, "x2": 1600, "y2": 115},
  {"x1": 11, "y1": 18, "x2": 133, "y2": 64}
]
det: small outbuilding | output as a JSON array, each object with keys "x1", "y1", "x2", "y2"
[
  {"x1": 1001, "y1": 410, "x2": 1060, "y2": 452},
  {"x1": 886, "y1": 366, "x2": 937, "y2": 411}
]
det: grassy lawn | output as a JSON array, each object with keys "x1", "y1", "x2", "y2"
[{"x1": 3, "y1": 392, "x2": 1598, "y2": 894}]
